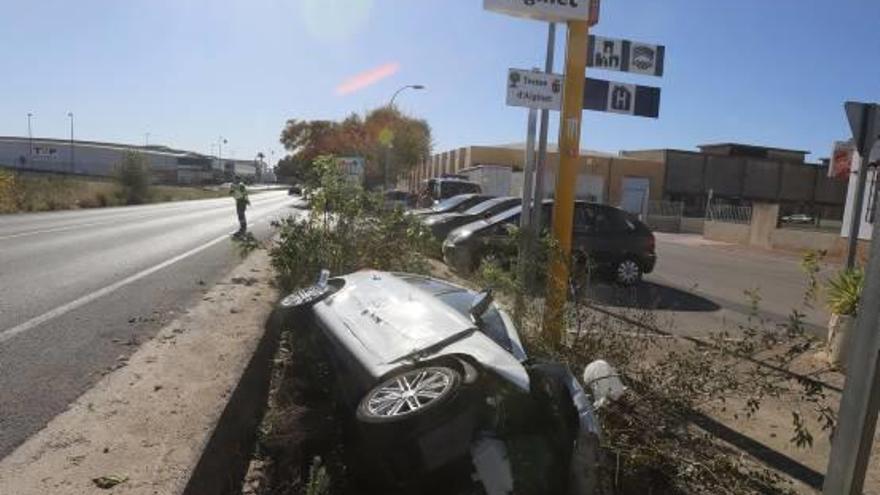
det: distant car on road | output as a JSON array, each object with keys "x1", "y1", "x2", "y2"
[
  {"x1": 443, "y1": 200, "x2": 656, "y2": 285},
  {"x1": 279, "y1": 270, "x2": 601, "y2": 493},
  {"x1": 781, "y1": 213, "x2": 814, "y2": 225},
  {"x1": 422, "y1": 196, "x2": 521, "y2": 242},
  {"x1": 288, "y1": 184, "x2": 302, "y2": 196},
  {"x1": 408, "y1": 193, "x2": 495, "y2": 217}
]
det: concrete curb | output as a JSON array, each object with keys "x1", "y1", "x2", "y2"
[{"x1": 183, "y1": 308, "x2": 284, "y2": 495}]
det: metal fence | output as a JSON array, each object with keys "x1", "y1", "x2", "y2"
[{"x1": 707, "y1": 204, "x2": 753, "y2": 225}]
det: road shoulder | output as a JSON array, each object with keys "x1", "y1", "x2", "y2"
[{"x1": 0, "y1": 248, "x2": 279, "y2": 495}]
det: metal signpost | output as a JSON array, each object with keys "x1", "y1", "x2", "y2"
[
  {"x1": 824, "y1": 102, "x2": 880, "y2": 495},
  {"x1": 489, "y1": 0, "x2": 664, "y2": 344},
  {"x1": 843, "y1": 102, "x2": 880, "y2": 269},
  {"x1": 533, "y1": 23, "x2": 557, "y2": 238}
]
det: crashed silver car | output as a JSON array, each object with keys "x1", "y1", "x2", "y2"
[{"x1": 280, "y1": 270, "x2": 607, "y2": 494}]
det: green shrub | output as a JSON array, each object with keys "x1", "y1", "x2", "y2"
[
  {"x1": 270, "y1": 155, "x2": 431, "y2": 291},
  {"x1": 116, "y1": 151, "x2": 151, "y2": 204},
  {"x1": 827, "y1": 269, "x2": 864, "y2": 316}
]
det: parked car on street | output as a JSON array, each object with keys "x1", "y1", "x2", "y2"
[
  {"x1": 409, "y1": 193, "x2": 495, "y2": 217},
  {"x1": 781, "y1": 213, "x2": 814, "y2": 224},
  {"x1": 279, "y1": 270, "x2": 602, "y2": 494},
  {"x1": 443, "y1": 200, "x2": 656, "y2": 285},
  {"x1": 288, "y1": 184, "x2": 302, "y2": 196},
  {"x1": 422, "y1": 196, "x2": 521, "y2": 242}
]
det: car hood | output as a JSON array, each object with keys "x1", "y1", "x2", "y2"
[
  {"x1": 312, "y1": 271, "x2": 529, "y2": 390},
  {"x1": 448, "y1": 218, "x2": 493, "y2": 241}
]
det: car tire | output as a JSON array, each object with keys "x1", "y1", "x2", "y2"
[
  {"x1": 356, "y1": 366, "x2": 462, "y2": 425},
  {"x1": 614, "y1": 258, "x2": 643, "y2": 286}
]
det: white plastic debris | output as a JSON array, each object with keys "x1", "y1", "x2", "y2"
[
  {"x1": 583, "y1": 360, "x2": 626, "y2": 409},
  {"x1": 470, "y1": 437, "x2": 514, "y2": 495}
]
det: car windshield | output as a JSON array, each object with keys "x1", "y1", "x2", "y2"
[{"x1": 462, "y1": 197, "x2": 508, "y2": 215}]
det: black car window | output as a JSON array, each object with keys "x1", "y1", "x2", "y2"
[
  {"x1": 432, "y1": 291, "x2": 514, "y2": 354},
  {"x1": 442, "y1": 181, "x2": 481, "y2": 198}
]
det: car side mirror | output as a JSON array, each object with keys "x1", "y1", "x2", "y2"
[{"x1": 469, "y1": 289, "x2": 494, "y2": 322}]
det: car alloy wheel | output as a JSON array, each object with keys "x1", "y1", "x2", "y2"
[
  {"x1": 362, "y1": 367, "x2": 458, "y2": 420},
  {"x1": 616, "y1": 259, "x2": 642, "y2": 286}
]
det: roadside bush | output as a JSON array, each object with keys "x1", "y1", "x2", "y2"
[
  {"x1": 270, "y1": 155, "x2": 432, "y2": 291},
  {"x1": 116, "y1": 151, "x2": 151, "y2": 205},
  {"x1": 0, "y1": 169, "x2": 16, "y2": 213},
  {"x1": 472, "y1": 241, "x2": 833, "y2": 495}
]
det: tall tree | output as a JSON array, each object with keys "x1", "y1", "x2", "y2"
[{"x1": 276, "y1": 107, "x2": 431, "y2": 187}]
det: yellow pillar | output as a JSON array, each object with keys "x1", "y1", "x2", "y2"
[{"x1": 543, "y1": 20, "x2": 589, "y2": 344}]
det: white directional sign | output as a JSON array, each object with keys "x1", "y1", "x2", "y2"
[
  {"x1": 587, "y1": 35, "x2": 665, "y2": 77},
  {"x1": 506, "y1": 69, "x2": 564, "y2": 111},
  {"x1": 484, "y1": 0, "x2": 593, "y2": 23},
  {"x1": 845, "y1": 101, "x2": 880, "y2": 153}
]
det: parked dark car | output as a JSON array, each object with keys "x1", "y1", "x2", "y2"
[
  {"x1": 422, "y1": 196, "x2": 521, "y2": 242},
  {"x1": 279, "y1": 270, "x2": 602, "y2": 493},
  {"x1": 409, "y1": 193, "x2": 495, "y2": 217},
  {"x1": 288, "y1": 184, "x2": 302, "y2": 196},
  {"x1": 443, "y1": 200, "x2": 656, "y2": 285}
]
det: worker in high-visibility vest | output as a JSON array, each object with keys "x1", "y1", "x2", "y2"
[{"x1": 229, "y1": 177, "x2": 250, "y2": 237}]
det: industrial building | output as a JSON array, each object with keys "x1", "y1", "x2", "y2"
[
  {"x1": 410, "y1": 142, "x2": 847, "y2": 220},
  {"x1": 0, "y1": 136, "x2": 259, "y2": 185},
  {"x1": 622, "y1": 143, "x2": 847, "y2": 218}
]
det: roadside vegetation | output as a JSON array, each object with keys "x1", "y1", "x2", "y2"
[
  {"x1": 255, "y1": 157, "x2": 836, "y2": 495},
  {"x1": 0, "y1": 155, "x2": 228, "y2": 214}
]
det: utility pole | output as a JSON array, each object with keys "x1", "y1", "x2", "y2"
[
  {"x1": 532, "y1": 22, "x2": 557, "y2": 236},
  {"x1": 845, "y1": 103, "x2": 878, "y2": 269},
  {"x1": 218, "y1": 137, "x2": 227, "y2": 178},
  {"x1": 67, "y1": 112, "x2": 74, "y2": 174},
  {"x1": 543, "y1": 20, "x2": 590, "y2": 344}
]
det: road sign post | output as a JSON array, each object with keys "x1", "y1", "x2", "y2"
[
  {"x1": 824, "y1": 101, "x2": 880, "y2": 495},
  {"x1": 543, "y1": 20, "x2": 590, "y2": 344},
  {"x1": 843, "y1": 102, "x2": 880, "y2": 269},
  {"x1": 533, "y1": 23, "x2": 558, "y2": 241}
]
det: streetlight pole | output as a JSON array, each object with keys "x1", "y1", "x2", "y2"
[
  {"x1": 385, "y1": 84, "x2": 426, "y2": 189},
  {"x1": 67, "y1": 112, "x2": 74, "y2": 174},
  {"x1": 218, "y1": 136, "x2": 227, "y2": 179},
  {"x1": 27, "y1": 113, "x2": 33, "y2": 164},
  {"x1": 145, "y1": 132, "x2": 150, "y2": 147}
]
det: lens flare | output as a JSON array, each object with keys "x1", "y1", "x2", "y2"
[{"x1": 335, "y1": 62, "x2": 400, "y2": 96}]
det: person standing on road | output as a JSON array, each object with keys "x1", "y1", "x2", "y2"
[{"x1": 230, "y1": 177, "x2": 250, "y2": 237}]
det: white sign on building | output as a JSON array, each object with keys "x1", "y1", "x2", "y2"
[
  {"x1": 483, "y1": 0, "x2": 592, "y2": 22},
  {"x1": 506, "y1": 68, "x2": 564, "y2": 111}
]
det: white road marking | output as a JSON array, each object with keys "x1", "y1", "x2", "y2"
[{"x1": 0, "y1": 203, "x2": 292, "y2": 345}]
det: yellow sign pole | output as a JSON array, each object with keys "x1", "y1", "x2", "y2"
[{"x1": 543, "y1": 20, "x2": 589, "y2": 344}]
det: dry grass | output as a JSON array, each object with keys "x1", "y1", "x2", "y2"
[{"x1": 0, "y1": 169, "x2": 227, "y2": 213}]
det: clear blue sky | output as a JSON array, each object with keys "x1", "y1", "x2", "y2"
[{"x1": 1, "y1": 0, "x2": 878, "y2": 163}]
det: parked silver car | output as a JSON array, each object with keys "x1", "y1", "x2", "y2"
[{"x1": 280, "y1": 270, "x2": 603, "y2": 494}]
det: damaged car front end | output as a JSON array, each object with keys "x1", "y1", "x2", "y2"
[{"x1": 279, "y1": 270, "x2": 607, "y2": 494}]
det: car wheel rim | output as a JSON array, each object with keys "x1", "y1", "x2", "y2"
[
  {"x1": 366, "y1": 368, "x2": 453, "y2": 418},
  {"x1": 617, "y1": 260, "x2": 640, "y2": 284}
]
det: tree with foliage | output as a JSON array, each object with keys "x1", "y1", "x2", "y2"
[{"x1": 275, "y1": 106, "x2": 431, "y2": 187}]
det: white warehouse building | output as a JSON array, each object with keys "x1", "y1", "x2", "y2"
[{"x1": 0, "y1": 136, "x2": 258, "y2": 185}]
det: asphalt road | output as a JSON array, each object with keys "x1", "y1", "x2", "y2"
[
  {"x1": 0, "y1": 190, "x2": 297, "y2": 458},
  {"x1": 586, "y1": 232, "x2": 835, "y2": 338}
]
